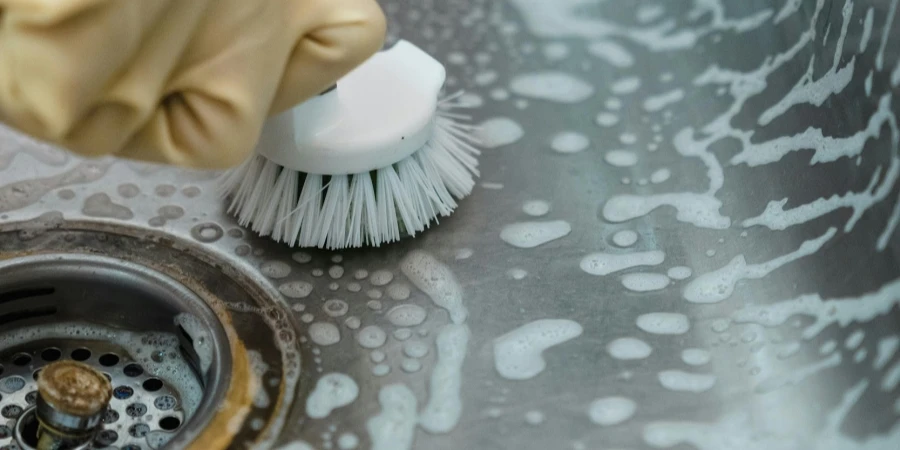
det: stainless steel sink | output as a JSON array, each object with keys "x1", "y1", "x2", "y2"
[{"x1": 1, "y1": 0, "x2": 899, "y2": 449}]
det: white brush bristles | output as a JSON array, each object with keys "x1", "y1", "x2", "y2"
[{"x1": 220, "y1": 98, "x2": 481, "y2": 249}]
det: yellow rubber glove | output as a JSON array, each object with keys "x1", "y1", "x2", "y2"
[{"x1": 0, "y1": 0, "x2": 386, "y2": 169}]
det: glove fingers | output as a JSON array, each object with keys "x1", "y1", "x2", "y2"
[{"x1": 269, "y1": 0, "x2": 386, "y2": 114}]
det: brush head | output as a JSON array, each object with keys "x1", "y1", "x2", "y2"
[
  {"x1": 257, "y1": 40, "x2": 447, "y2": 175},
  {"x1": 220, "y1": 41, "x2": 481, "y2": 249}
]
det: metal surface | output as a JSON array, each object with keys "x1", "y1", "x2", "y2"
[{"x1": 0, "y1": 0, "x2": 899, "y2": 449}]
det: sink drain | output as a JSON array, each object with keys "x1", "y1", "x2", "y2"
[
  {"x1": 0, "y1": 255, "x2": 228, "y2": 450},
  {"x1": 0, "y1": 219, "x2": 301, "y2": 450}
]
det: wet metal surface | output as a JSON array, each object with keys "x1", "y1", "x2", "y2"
[{"x1": 1, "y1": 0, "x2": 900, "y2": 449}]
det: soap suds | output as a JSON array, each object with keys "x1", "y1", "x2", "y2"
[
  {"x1": 551, "y1": 131, "x2": 590, "y2": 153},
  {"x1": 581, "y1": 251, "x2": 665, "y2": 276},
  {"x1": 306, "y1": 373, "x2": 359, "y2": 419},
  {"x1": 643, "y1": 89, "x2": 685, "y2": 112},
  {"x1": 611, "y1": 230, "x2": 639, "y2": 247},
  {"x1": 607, "y1": 337, "x2": 652, "y2": 360},
  {"x1": 500, "y1": 220, "x2": 572, "y2": 248},
  {"x1": 622, "y1": 273, "x2": 671, "y2": 292},
  {"x1": 683, "y1": 227, "x2": 836, "y2": 304},
  {"x1": 476, "y1": 117, "x2": 525, "y2": 148},
  {"x1": 604, "y1": 150, "x2": 639, "y2": 167},
  {"x1": 493, "y1": 319, "x2": 583, "y2": 380},
  {"x1": 636, "y1": 313, "x2": 690, "y2": 335},
  {"x1": 588, "y1": 397, "x2": 637, "y2": 426},
  {"x1": 523, "y1": 200, "x2": 551, "y2": 216},
  {"x1": 510, "y1": 72, "x2": 595, "y2": 103},
  {"x1": 658, "y1": 370, "x2": 717, "y2": 393},
  {"x1": 367, "y1": 384, "x2": 418, "y2": 450}
]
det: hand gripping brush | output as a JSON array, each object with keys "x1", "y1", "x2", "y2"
[{"x1": 219, "y1": 40, "x2": 481, "y2": 249}]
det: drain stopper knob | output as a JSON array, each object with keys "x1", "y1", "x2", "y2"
[{"x1": 35, "y1": 361, "x2": 113, "y2": 449}]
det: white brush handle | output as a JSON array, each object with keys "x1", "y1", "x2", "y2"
[{"x1": 256, "y1": 40, "x2": 447, "y2": 175}]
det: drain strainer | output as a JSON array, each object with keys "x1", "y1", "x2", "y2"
[
  {"x1": 0, "y1": 255, "x2": 225, "y2": 450},
  {"x1": 0, "y1": 339, "x2": 190, "y2": 449},
  {"x1": 0, "y1": 220, "x2": 300, "y2": 450}
]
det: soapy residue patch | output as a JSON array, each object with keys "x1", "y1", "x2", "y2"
[
  {"x1": 754, "y1": 353, "x2": 842, "y2": 394},
  {"x1": 611, "y1": 230, "x2": 639, "y2": 247},
  {"x1": 588, "y1": 41, "x2": 635, "y2": 67},
  {"x1": 522, "y1": 200, "x2": 551, "y2": 216},
  {"x1": 588, "y1": 396, "x2": 637, "y2": 426},
  {"x1": 419, "y1": 324, "x2": 469, "y2": 433},
  {"x1": 509, "y1": 71, "x2": 595, "y2": 103},
  {"x1": 82, "y1": 192, "x2": 134, "y2": 220},
  {"x1": 622, "y1": 273, "x2": 671, "y2": 292},
  {"x1": 581, "y1": 251, "x2": 665, "y2": 276},
  {"x1": 551, "y1": 131, "x2": 590, "y2": 153},
  {"x1": 476, "y1": 117, "x2": 525, "y2": 148},
  {"x1": 309, "y1": 322, "x2": 341, "y2": 346},
  {"x1": 658, "y1": 370, "x2": 717, "y2": 393},
  {"x1": 306, "y1": 373, "x2": 359, "y2": 419},
  {"x1": 500, "y1": 220, "x2": 572, "y2": 248},
  {"x1": 604, "y1": 150, "x2": 639, "y2": 167},
  {"x1": 493, "y1": 319, "x2": 583, "y2": 380},
  {"x1": 681, "y1": 348, "x2": 711, "y2": 366},
  {"x1": 683, "y1": 227, "x2": 836, "y2": 304},
  {"x1": 611, "y1": 76, "x2": 642, "y2": 95},
  {"x1": 636, "y1": 313, "x2": 690, "y2": 335},
  {"x1": 731, "y1": 278, "x2": 900, "y2": 340},
  {"x1": 667, "y1": 266, "x2": 693, "y2": 280},
  {"x1": 607, "y1": 337, "x2": 652, "y2": 360},
  {"x1": 399, "y1": 250, "x2": 470, "y2": 436},
  {"x1": 367, "y1": 384, "x2": 418, "y2": 450},
  {"x1": 643, "y1": 89, "x2": 685, "y2": 112}
]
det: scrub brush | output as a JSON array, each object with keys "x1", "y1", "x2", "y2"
[{"x1": 219, "y1": 40, "x2": 481, "y2": 249}]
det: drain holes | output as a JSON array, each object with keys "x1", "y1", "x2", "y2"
[
  {"x1": 0, "y1": 287, "x2": 55, "y2": 304},
  {"x1": 24, "y1": 391, "x2": 36, "y2": 405},
  {"x1": 1, "y1": 376, "x2": 25, "y2": 393},
  {"x1": 103, "y1": 408, "x2": 120, "y2": 424},
  {"x1": 99, "y1": 353, "x2": 120, "y2": 366},
  {"x1": 95, "y1": 429, "x2": 119, "y2": 447},
  {"x1": 0, "y1": 306, "x2": 58, "y2": 327},
  {"x1": 129, "y1": 422, "x2": 150, "y2": 438},
  {"x1": 11, "y1": 353, "x2": 31, "y2": 366},
  {"x1": 142, "y1": 378, "x2": 163, "y2": 392},
  {"x1": 31, "y1": 369, "x2": 40, "y2": 381},
  {"x1": 1, "y1": 405, "x2": 22, "y2": 419},
  {"x1": 159, "y1": 416, "x2": 181, "y2": 431},
  {"x1": 70, "y1": 348, "x2": 91, "y2": 361},
  {"x1": 123, "y1": 363, "x2": 144, "y2": 377},
  {"x1": 0, "y1": 425, "x2": 9, "y2": 439},
  {"x1": 40, "y1": 348, "x2": 61, "y2": 362},
  {"x1": 113, "y1": 386, "x2": 134, "y2": 400},
  {"x1": 125, "y1": 403, "x2": 147, "y2": 418},
  {"x1": 16, "y1": 409, "x2": 38, "y2": 447},
  {"x1": 154, "y1": 395, "x2": 177, "y2": 411},
  {"x1": 122, "y1": 445, "x2": 142, "y2": 450}
]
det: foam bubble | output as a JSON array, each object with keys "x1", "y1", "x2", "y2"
[
  {"x1": 636, "y1": 313, "x2": 690, "y2": 335},
  {"x1": 493, "y1": 319, "x2": 583, "y2": 380},
  {"x1": 357, "y1": 325, "x2": 387, "y2": 349},
  {"x1": 588, "y1": 397, "x2": 637, "y2": 426},
  {"x1": 551, "y1": 132, "x2": 590, "y2": 153},
  {"x1": 306, "y1": 373, "x2": 359, "y2": 419},
  {"x1": 500, "y1": 220, "x2": 572, "y2": 248},
  {"x1": 607, "y1": 337, "x2": 652, "y2": 360},
  {"x1": 510, "y1": 71, "x2": 595, "y2": 103}
]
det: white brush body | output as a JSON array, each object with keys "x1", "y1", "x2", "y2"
[{"x1": 220, "y1": 41, "x2": 481, "y2": 249}]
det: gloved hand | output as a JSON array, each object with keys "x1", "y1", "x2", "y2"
[{"x1": 0, "y1": 0, "x2": 386, "y2": 169}]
